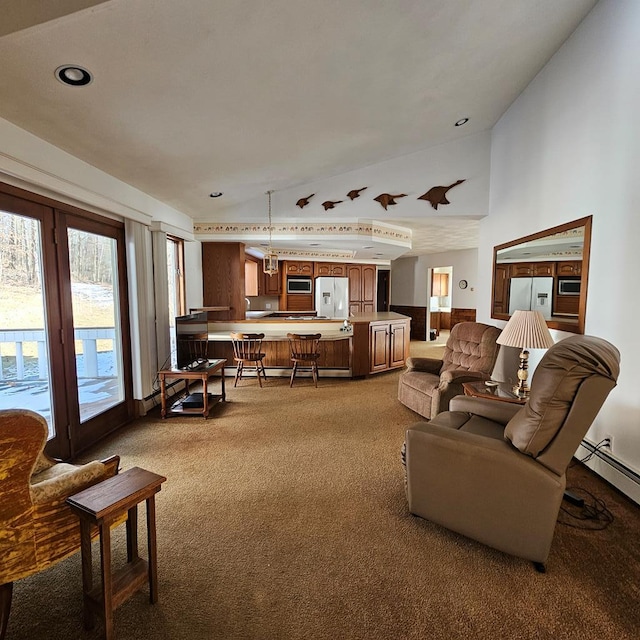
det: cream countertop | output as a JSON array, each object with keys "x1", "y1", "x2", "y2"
[{"x1": 205, "y1": 312, "x2": 409, "y2": 341}]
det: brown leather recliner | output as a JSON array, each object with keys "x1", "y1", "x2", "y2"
[
  {"x1": 404, "y1": 335, "x2": 620, "y2": 569},
  {"x1": 0, "y1": 409, "x2": 119, "y2": 639},
  {"x1": 398, "y1": 322, "x2": 501, "y2": 419}
]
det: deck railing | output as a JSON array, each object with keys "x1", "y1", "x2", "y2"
[{"x1": 0, "y1": 328, "x2": 116, "y2": 381}]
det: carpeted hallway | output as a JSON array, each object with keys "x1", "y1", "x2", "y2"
[{"x1": 6, "y1": 343, "x2": 640, "y2": 639}]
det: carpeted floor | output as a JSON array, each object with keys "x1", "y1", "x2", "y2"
[{"x1": 6, "y1": 341, "x2": 640, "y2": 639}]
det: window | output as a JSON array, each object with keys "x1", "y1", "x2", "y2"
[
  {"x1": 167, "y1": 236, "x2": 185, "y2": 367},
  {"x1": 0, "y1": 183, "x2": 133, "y2": 458}
]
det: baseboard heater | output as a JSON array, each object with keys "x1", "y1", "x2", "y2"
[{"x1": 580, "y1": 439, "x2": 640, "y2": 487}]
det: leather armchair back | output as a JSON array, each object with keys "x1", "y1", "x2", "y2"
[{"x1": 505, "y1": 335, "x2": 620, "y2": 474}]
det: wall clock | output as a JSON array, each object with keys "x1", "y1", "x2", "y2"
[{"x1": 458, "y1": 279, "x2": 468, "y2": 289}]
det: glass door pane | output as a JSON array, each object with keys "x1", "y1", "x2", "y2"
[
  {"x1": 167, "y1": 238, "x2": 178, "y2": 368},
  {"x1": 68, "y1": 229, "x2": 124, "y2": 422},
  {"x1": 0, "y1": 210, "x2": 55, "y2": 436}
]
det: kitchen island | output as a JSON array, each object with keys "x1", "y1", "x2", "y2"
[{"x1": 203, "y1": 312, "x2": 410, "y2": 378}]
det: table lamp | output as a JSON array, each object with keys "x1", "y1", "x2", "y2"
[{"x1": 496, "y1": 310, "x2": 555, "y2": 396}]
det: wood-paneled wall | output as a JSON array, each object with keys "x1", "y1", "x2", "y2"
[
  {"x1": 450, "y1": 308, "x2": 477, "y2": 329},
  {"x1": 390, "y1": 305, "x2": 427, "y2": 340},
  {"x1": 202, "y1": 242, "x2": 245, "y2": 320}
]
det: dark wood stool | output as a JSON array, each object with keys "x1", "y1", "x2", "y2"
[{"x1": 67, "y1": 467, "x2": 167, "y2": 640}]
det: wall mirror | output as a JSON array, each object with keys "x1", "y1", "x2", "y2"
[{"x1": 491, "y1": 216, "x2": 592, "y2": 334}]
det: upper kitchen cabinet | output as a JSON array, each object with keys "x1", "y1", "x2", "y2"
[
  {"x1": 509, "y1": 262, "x2": 556, "y2": 277},
  {"x1": 314, "y1": 262, "x2": 346, "y2": 277},
  {"x1": 431, "y1": 272, "x2": 449, "y2": 296},
  {"x1": 285, "y1": 260, "x2": 313, "y2": 275},
  {"x1": 556, "y1": 260, "x2": 582, "y2": 276}
]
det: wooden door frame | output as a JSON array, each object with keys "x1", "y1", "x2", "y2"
[{"x1": 0, "y1": 182, "x2": 134, "y2": 459}]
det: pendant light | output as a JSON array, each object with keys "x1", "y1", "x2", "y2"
[{"x1": 263, "y1": 190, "x2": 279, "y2": 275}]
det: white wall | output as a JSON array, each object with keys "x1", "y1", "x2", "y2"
[
  {"x1": 478, "y1": 0, "x2": 640, "y2": 499},
  {"x1": 210, "y1": 131, "x2": 491, "y2": 224},
  {"x1": 390, "y1": 257, "x2": 421, "y2": 307},
  {"x1": 0, "y1": 117, "x2": 194, "y2": 235},
  {"x1": 391, "y1": 248, "x2": 478, "y2": 308},
  {"x1": 184, "y1": 240, "x2": 203, "y2": 312}
]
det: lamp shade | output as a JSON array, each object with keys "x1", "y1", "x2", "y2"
[{"x1": 496, "y1": 310, "x2": 555, "y2": 350}]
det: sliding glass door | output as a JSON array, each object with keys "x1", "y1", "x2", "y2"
[
  {"x1": 0, "y1": 205, "x2": 58, "y2": 439},
  {"x1": 68, "y1": 228, "x2": 125, "y2": 422},
  {"x1": 0, "y1": 185, "x2": 133, "y2": 458}
]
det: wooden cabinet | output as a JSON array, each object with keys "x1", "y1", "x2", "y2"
[
  {"x1": 245, "y1": 260, "x2": 259, "y2": 297},
  {"x1": 347, "y1": 265, "x2": 362, "y2": 304},
  {"x1": 430, "y1": 310, "x2": 452, "y2": 333},
  {"x1": 510, "y1": 262, "x2": 555, "y2": 277},
  {"x1": 554, "y1": 295, "x2": 579, "y2": 316},
  {"x1": 246, "y1": 258, "x2": 281, "y2": 296},
  {"x1": 369, "y1": 320, "x2": 408, "y2": 373},
  {"x1": 285, "y1": 293, "x2": 313, "y2": 312},
  {"x1": 431, "y1": 273, "x2": 449, "y2": 296},
  {"x1": 202, "y1": 242, "x2": 245, "y2": 320},
  {"x1": 346, "y1": 264, "x2": 376, "y2": 316},
  {"x1": 362, "y1": 265, "x2": 376, "y2": 306},
  {"x1": 262, "y1": 266, "x2": 281, "y2": 296},
  {"x1": 284, "y1": 260, "x2": 313, "y2": 275},
  {"x1": 280, "y1": 261, "x2": 313, "y2": 310},
  {"x1": 556, "y1": 260, "x2": 582, "y2": 276},
  {"x1": 533, "y1": 262, "x2": 555, "y2": 276},
  {"x1": 492, "y1": 264, "x2": 509, "y2": 315},
  {"x1": 314, "y1": 262, "x2": 346, "y2": 277}
]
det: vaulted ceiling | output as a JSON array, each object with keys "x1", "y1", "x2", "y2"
[{"x1": 0, "y1": 0, "x2": 597, "y2": 260}]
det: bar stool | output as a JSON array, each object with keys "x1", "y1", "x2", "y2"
[
  {"x1": 230, "y1": 332, "x2": 267, "y2": 387},
  {"x1": 287, "y1": 333, "x2": 321, "y2": 387}
]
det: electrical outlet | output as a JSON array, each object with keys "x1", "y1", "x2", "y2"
[
  {"x1": 265, "y1": 303, "x2": 271, "y2": 309},
  {"x1": 602, "y1": 434, "x2": 613, "y2": 452}
]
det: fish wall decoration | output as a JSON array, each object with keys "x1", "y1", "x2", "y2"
[{"x1": 322, "y1": 200, "x2": 343, "y2": 210}]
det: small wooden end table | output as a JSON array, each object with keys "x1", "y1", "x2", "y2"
[
  {"x1": 462, "y1": 380, "x2": 528, "y2": 405},
  {"x1": 67, "y1": 467, "x2": 167, "y2": 640},
  {"x1": 158, "y1": 358, "x2": 226, "y2": 419}
]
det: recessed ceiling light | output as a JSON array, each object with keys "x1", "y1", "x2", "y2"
[
  {"x1": 309, "y1": 243, "x2": 320, "y2": 247},
  {"x1": 455, "y1": 117, "x2": 469, "y2": 127},
  {"x1": 363, "y1": 246, "x2": 373, "y2": 249},
  {"x1": 209, "y1": 192, "x2": 223, "y2": 198},
  {"x1": 374, "y1": 252, "x2": 384, "y2": 256},
  {"x1": 55, "y1": 65, "x2": 93, "y2": 86}
]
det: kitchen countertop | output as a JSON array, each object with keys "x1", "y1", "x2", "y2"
[{"x1": 205, "y1": 312, "x2": 409, "y2": 341}]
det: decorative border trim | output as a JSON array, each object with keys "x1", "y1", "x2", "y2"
[{"x1": 193, "y1": 221, "x2": 412, "y2": 244}]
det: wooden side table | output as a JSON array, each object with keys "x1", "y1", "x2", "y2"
[
  {"x1": 67, "y1": 467, "x2": 167, "y2": 640},
  {"x1": 158, "y1": 358, "x2": 226, "y2": 419},
  {"x1": 462, "y1": 380, "x2": 527, "y2": 405}
]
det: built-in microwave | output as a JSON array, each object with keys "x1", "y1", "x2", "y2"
[
  {"x1": 287, "y1": 277, "x2": 313, "y2": 294},
  {"x1": 558, "y1": 278, "x2": 581, "y2": 296}
]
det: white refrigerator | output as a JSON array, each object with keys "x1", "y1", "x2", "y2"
[
  {"x1": 315, "y1": 277, "x2": 349, "y2": 318},
  {"x1": 508, "y1": 277, "x2": 553, "y2": 319}
]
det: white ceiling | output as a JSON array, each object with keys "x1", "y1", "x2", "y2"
[{"x1": 0, "y1": 0, "x2": 597, "y2": 259}]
